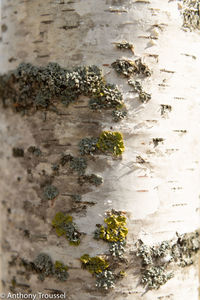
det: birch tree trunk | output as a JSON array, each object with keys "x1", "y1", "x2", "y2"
[{"x1": 0, "y1": 0, "x2": 200, "y2": 299}]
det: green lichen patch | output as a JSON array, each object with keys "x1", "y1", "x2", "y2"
[
  {"x1": 69, "y1": 157, "x2": 87, "y2": 175},
  {"x1": 112, "y1": 58, "x2": 151, "y2": 77},
  {"x1": 78, "y1": 174, "x2": 103, "y2": 186},
  {"x1": 43, "y1": 185, "x2": 59, "y2": 200},
  {"x1": 89, "y1": 84, "x2": 123, "y2": 110},
  {"x1": 181, "y1": 0, "x2": 200, "y2": 31},
  {"x1": 54, "y1": 261, "x2": 69, "y2": 281},
  {"x1": 95, "y1": 213, "x2": 128, "y2": 243},
  {"x1": 33, "y1": 253, "x2": 53, "y2": 281},
  {"x1": 52, "y1": 212, "x2": 81, "y2": 245},
  {"x1": 114, "y1": 41, "x2": 134, "y2": 53},
  {"x1": 112, "y1": 110, "x2": 127, "y2": 122},
  {"x1": 79, "y1": 137, "x2": 99, "y2": 156},
  {"x1": 0, "y1": 62, "x2": 124, "y2": 115},
  {"x1": 12, "y1": 147, "x2": 24, "y2": 157},
  {"x1": 80, "y1": 254, "x2": 109, "y2": 274},
  {"x1": 141, "y1": 266, "x2": 173, "y2": 290},
  {"x1": 96, "y1": 131, "x2": 125, "y2": 156}
]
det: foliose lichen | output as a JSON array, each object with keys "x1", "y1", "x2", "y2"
[
  {"x1": 128, "y1": 79, "x2": 143, "y2": 92},
  {"x1": 43, "y1": 185, "x2": 59, "y2": 200},
  {"x1": 112, "y1": 110, "x2": 127, "y2": 122},
  {"x1": 78, "y1": 174, "x2": 103, "y2": 186},
  {"x1": 33, "y1": 254, "x2": 69, "y2": 282},
  {"x1": 114, "y1": 41, "x2": 134, "y2": 53},
  {"x1": 181, "y1": 0, "x2": 200, "y2": 31},
  {"x1": 95, "y1": 212, "x2": 128, "y2": 259},
  {"x1": 139, "y1": 91, "x2": 151, "y2": 103},
  {"x1": 109, "y1": 240, "x2": 126, "y2": 259},
  {"x1": 136, "y1": 231, "x2": 200, "y2": 290},
  {"x1": 27, "y1": 146, "x2": 42, "y2": 157},
  {"x1": 69, "y1": 156, "x2": 87, "y2": 175},
  {"x1": 95, "y1": 270, "x2": 116, "y2": 290},
  {"x1": 54, "y1": 261, "x2": 69, "y2": 281},
  {"x1": 89, "y1": 83, "x2": 123, "y2": 110},
  {"x1": 70, "y1": 194, "x2": 82, "y2": 202},
  {"x1": 128, "y1": 79, "x2": 151, "y2": 103},
  {"x1": 141, "y1": 266, "x2": 174, "y2": 290},
  {"x1": 96, "y1": 131, "x2": 125, "y2": 156},
  {"x1": 80, "y1": 254, "x2": 109, "y2": 274},
  {"x1": 171, "y1": 231, "x2": 200, "y2": 266},
  {"x1": 52, "y1": 212, "x2": 81, "y2": 245},
  {"x1": 33, "y1": 253, "x2": 53, "y2": 281},
  {"x1": 0, "y1": 62, "x2": 124, "y2": 115},
  {"x1": 95, "y1": 213, "x2": 128, "y2": 243},
  {"x1": 79, "y1": 137, "x2": 99, "y2": 156},
  {"x1": 112, "y1": 58, "x2": 151, "y2": 77},
  {"x1": 60, "y1": 154, "x2": 73, "y2": 166}
]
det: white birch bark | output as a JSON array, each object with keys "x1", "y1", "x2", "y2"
[{"x1": 0, "y1": 0, "x2": 200, "y2": 299}]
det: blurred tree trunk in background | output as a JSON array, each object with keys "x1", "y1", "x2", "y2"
[{"x1": 0, "y1": 0, "x2": 200, "y2": 299}]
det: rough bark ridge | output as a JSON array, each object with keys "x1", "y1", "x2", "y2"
[{"x1": 0, "y1": 0, "x2": 200, "y2": 299}]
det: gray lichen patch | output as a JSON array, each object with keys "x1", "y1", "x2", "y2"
[
  {"x1": 128, "y1": 79, "x2": 143, "y2": 92},
  {"x1": 69, "y1": 157, "x2": 87, "y2": 175},
  {"x1": 139, "y1": 91, "x2": 151, "y2": 103},
  {"x1": 0, "y1": 63, "x2": 124, "y2": 116},
  {"x1": 141, "y1": 266, "x2": 174, "y2": 290},
  {"x1": 112, "y1": 58, "x2": 151, "y2": 77},
  {"x1": 114, "y1": 40, "x2": 134, "y2": 53},
  {"x1": 27, "y1": 146, "x2": 42, "y2": 157},
  {"x1": 128, "y1": 79, "x2": 151, "y2": 103},
  {"x1": 89, "y1": 84, "x2": 123, "y2": 110},
  {"x1": 181, "y1": 0, "x2": 200, "y2": 31},
  {"x1": 43, "y1": 184, "x2": 59, "y2": 200},
  {"x1": 112, "y1": 110, "x2": 127, "y2": 122},
  {"x1": 95, "y1": 270, "x2": 116, "y2": 290},
  {"x1": 135, "y1": 231, "x2": 200, "y2": 290},
  {"x1": 33, "y1": 253, "x2": 53, "y2": 281},
  {"x1": 54, "y1": 261, "x2": 69, "y2": 281},
  {"x1": 79, "y1": 137, "x2": 98, "y2": 156},
  {"x1": 78, "y1": 174, "x2": 103, "y2": 186}
]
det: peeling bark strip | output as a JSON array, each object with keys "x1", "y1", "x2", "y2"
[{"x1": 0, "y1": 0, "x2": 200, "y2": 299}]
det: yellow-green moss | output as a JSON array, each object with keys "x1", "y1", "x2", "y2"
[
  {"x1": 80, "y1": 254, "x2": 109, "y2": 274},
  {"x1": 96, "y1": 131, "x2": 125, "y2": 156},
  {"x1": 96, "y1": 214, "x2": 128, "y2": 243},
  {"x1": 52, "y1": 212, "x2": 81, "y2": 245}
]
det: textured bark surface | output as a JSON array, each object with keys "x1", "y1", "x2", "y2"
[{"x1": 0, "y1": 0, "x2": 200, "y2": 299}]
